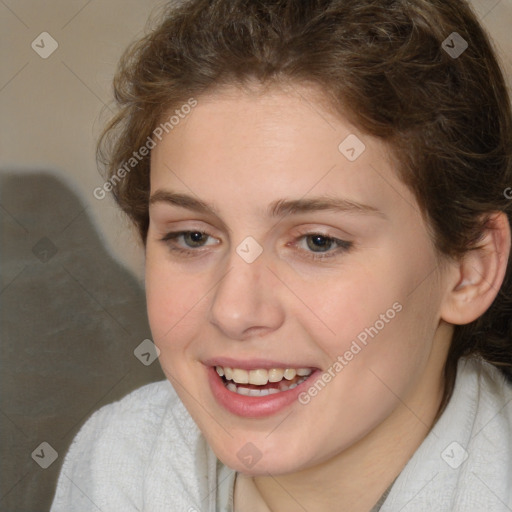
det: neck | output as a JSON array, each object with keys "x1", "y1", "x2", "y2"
[{"x1": 240, "y1": 328, "x2": 450, "y2": 512}]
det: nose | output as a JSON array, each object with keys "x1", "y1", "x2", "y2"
[{"x1": 208, "y1": 250, "x2": 285, "y2": 340}]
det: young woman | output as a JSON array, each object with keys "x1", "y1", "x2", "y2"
[{"x1": 52, "y1": 0, "x2": 512, "y2": 510}]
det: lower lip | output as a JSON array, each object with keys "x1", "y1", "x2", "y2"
[{"x1": 207, "y1": 366, "x2": 320, "y2": 418}]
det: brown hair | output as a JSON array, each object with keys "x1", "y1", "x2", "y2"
[{"x1": 97, "y1": 0, "x2": 512, "y2": 418}]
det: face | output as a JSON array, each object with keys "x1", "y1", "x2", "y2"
[{"x1": 146, "y1": 83, "x2": 450, "y2": 475}]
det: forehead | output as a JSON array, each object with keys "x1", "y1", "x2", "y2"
[{"x1": 149, "y1": 83, "x2": 417, "y2": 224}]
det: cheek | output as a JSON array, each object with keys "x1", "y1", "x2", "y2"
[
  {"x1": 145, "y1": 255, "x2": 205, "y2": 349},
  {"x1": 296, "y1": 263, "x2": 398, "y2": 356},
  {"x1": 301, "y1": 251, "x2": 435, "y2": 378}
]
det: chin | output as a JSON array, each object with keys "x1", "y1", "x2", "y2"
[{"x1": 208, "y1": 435, "x2": 312, "y2": 476}]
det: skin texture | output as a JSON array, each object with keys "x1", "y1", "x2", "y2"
[{"x1": 145, "y1": 83, "x2": 510, "y2": 511}]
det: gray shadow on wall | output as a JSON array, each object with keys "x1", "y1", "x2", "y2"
[{"x1": 0, "y1": 171, "x2": 164, "y2": 511}]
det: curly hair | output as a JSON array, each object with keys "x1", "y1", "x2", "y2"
[{"x1": 97, "y1": 0, "x2": 512, "y2": 419}]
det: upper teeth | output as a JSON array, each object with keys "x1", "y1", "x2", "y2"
[{"x1": 216, "y1": 366, "x2": 312, "y2": 385}]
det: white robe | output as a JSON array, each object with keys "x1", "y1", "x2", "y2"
[{"x1": 50, "y1": 356, "x2": 512, "y2": 511}]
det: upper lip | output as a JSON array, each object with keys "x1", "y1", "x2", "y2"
[{"x1": 203, "y1": 357, "x2": 318, "y2": 370}]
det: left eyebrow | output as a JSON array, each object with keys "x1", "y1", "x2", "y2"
[
  {"x1": 149, "y1": 190, "x2": 386, "y2": 219},
  {"x1": 268, "y1": 196, "x2": 386, "y2": 219}
]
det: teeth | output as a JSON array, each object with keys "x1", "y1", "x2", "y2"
[
  {"x1": 249, "y1": 369, "x2": 268, "y2": 385},
  {"x1": 215, "y1": 366, "x2": 312, "y2": 385},
  {"x1": 268, "y1": 368, "x2": 284, "y2": 382},
  {"x1": 279, "y1": 379, "x2": 302, "y2": 392},
  {"x1": 232, "y1": 368, "x2": 249, "y2": 384},
  {"x1": 284, "y1": 369, "x2": 296, "y2": 380},
  {"x1": 224, "y1": 376, "x2": 309, "y2": 396}
]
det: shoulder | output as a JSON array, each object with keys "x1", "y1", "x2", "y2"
[
  {"x1": 84, "y1": 379, "x2": 178, "y2": 428},
  {"x1": 381, "y1": 356, "x2": 512, "y2": 511},
  {"x1": 57, "y1": 379, "x2": 178, "y2": 477},
  {"x1": 71, "y1": 379, "x2": 181, "y2": 447},
  {"x1": 461, "y1": 356, "x2": 512, "y2": 422},
  {"x1": 452, "y1": 357, "x2": 512, "y2": 508},
  {"x1": 463, "y1": 356, "x2": 512, "y2": 440},
  {"x1": 51, "y1": 380, "x2": 208, "y2": 511}
]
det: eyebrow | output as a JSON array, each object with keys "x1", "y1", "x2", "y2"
[{"x1": 149, "y1": 190, "x2": 386, "y2": 219}]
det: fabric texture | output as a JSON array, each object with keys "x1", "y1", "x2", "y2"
[{"x1": 50, "y1": 356, "x2": 512, "y2": 512}]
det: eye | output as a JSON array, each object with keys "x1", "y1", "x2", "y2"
[
  {"x1": 160, "y1": 230, "x2": 218, "y2": 255},
  {"x1": 291, "y1": 232, "x2": 353, "y2": 260}
]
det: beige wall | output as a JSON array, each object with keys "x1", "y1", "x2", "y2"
[
  {"x1": 1, "y1": 0, "x2": 165, "y2": 282},
  {"x1": 2, "y1": 0, "x2": 512, "y2": 281}
]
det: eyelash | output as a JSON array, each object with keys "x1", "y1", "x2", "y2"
[{"x1": 159, "y1": 230, "x2": 353, "y2": 261}]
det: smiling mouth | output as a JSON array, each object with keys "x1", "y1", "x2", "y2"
[{"x1": 215, "y1": 366, "x2": 314, "y2": 397}]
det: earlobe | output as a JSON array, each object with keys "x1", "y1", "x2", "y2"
[{"x1": 440, "y1": 212, "x2": 511, "y2": 325}]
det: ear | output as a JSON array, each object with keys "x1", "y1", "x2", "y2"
[{"x1": 440, "y1": 211, "x2": 511, "y2": 325}]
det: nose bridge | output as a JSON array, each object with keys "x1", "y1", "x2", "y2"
[{"x1": 208, "y1": 247, "x2": 284, "y2": 339}]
